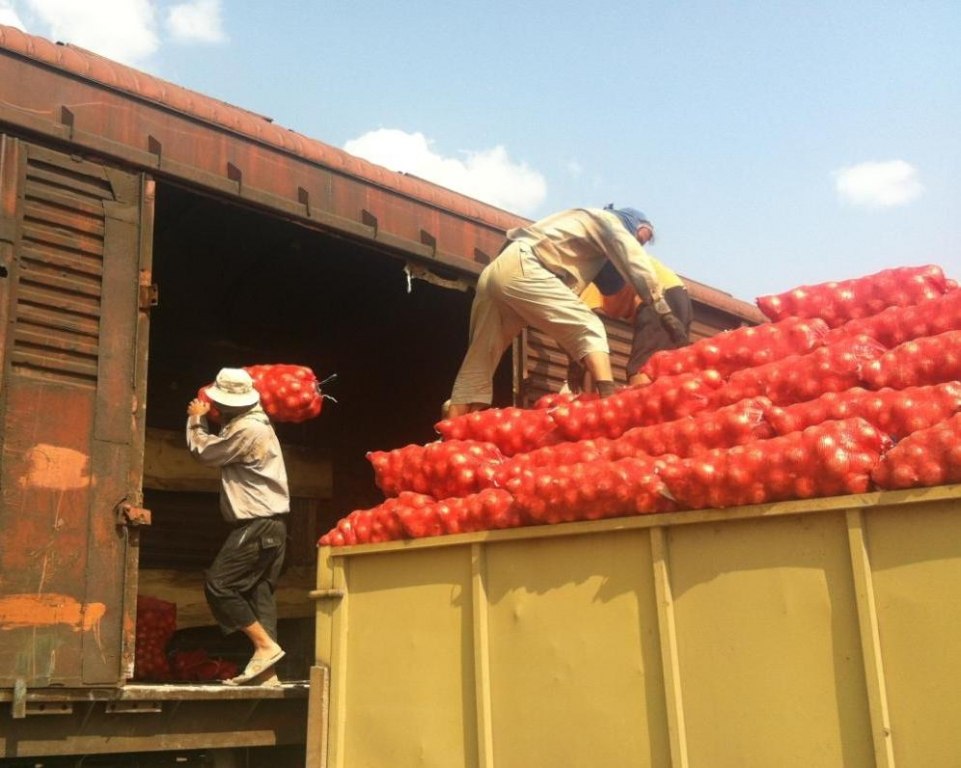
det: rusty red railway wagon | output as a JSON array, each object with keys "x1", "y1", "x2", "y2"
[{"x1": 0, "y1": 24, "x2": 762, "y2": 766}]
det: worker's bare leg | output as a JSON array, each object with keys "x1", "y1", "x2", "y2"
[
  {"x1": 581, "y1": 351, "x2": 616, "y2": 396},
  {"x1": 241, "y1": 620, "x2": 282, "y2": 661},
  {"x1": 446, "y1": 400, "x2": 489, "y2": 419}
]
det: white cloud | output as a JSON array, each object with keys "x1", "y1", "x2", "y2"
[
  {"x1": 343, "y1": 128, "x2": 547, "y2": 215},
  {"x1": 566, "y1": 159, "x2": 583, "y2": 178},
  {"x1": 23, "y1": 0, "x2": 159, "y2": 64},
  {"x1": 166, "y1": 0, "x2": 225, "y2": 43},
  {"x1": 0, "y1": 1, "x2": 26, "y2": 29},
  {"x1": 833, "y1": 160, "x2": 924, "y2": 208}
]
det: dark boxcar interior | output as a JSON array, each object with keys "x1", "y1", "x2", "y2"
[{"x1": 139, "y1": 181, "x2": 510, "y2": 679}]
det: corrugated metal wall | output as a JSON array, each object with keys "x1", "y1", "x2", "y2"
[
  {"x1": 520, "y1": 312, "x2": 738, "y2": 406},
  {"x1": 0, "y1": 137, "x2": 146, "y2": 687}
]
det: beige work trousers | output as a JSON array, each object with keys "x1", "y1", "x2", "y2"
[{"x1": 450, "y1": 241, "x2": 609, "y2": 406}]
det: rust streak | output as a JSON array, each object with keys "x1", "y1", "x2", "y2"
[{"x1": 0, "y1": 593, "x2": 106, "y2": 631}]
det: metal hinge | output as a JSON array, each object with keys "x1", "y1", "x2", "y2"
[
  {"x1": 309, "y1": 588, "x2": 345, "y2": 601},
  {"x1": 117, "y1": 503, "x2": 152, "y2": 526},
  {"x1": 106, "y1": 701, "x2": 163, "y2": 714},
  {"x1": 25, "y1": 702, "x2": 73, "y2": 716}
]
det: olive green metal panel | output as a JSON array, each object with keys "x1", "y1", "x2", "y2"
[
  {"x1": 339, "y1": 547, "x2": 478, "y2": 768},
  {"x1": 668, "y1": 513, "x2": 874, "y2": 767},
  {"x1": 484, "y1": 531, "x2": 669, "y2": 768},
  {"x1": 867, "y1": 498, "x2": 961, "y2": 768},
  {"x1": 311, "y1": 486, "x2": 961, "y2": 768}
]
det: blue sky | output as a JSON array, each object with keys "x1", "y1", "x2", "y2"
[{"x1": 2, "y1": 0, "x2": 958, "y2": 302}]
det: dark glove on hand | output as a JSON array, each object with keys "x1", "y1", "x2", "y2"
[{"x1": 660, "y1": 311, "x2": 690, "y2": 346}]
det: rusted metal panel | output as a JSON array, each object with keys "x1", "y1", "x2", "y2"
[
  {"x1": 119, "y1": 176, "x2": 155, "y2": 681},
  {"x1": 0, "y1": 135, "x2": 20, "y2": 391},
  {"x1": 0, "y1": 25, "x2": 760, "y2": 329},
  {"x1": 0, "y1": 688, "x2": 309, "y2": 757},
  {"x1": 0, "y1": 39, "x2": 510, "y2": 279},
  {"x1": 0, "y1": 384, "x2": 99, "y2": 686},
  {"x1": 520, "y1": 302, "x2": 757, "y2": 405},
  {"x1": 0, "y1": 139, "x2": 145, "y2": 688}
]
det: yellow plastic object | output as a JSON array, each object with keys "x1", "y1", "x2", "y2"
[{"x1": 309, "y1": 485, "x2": 961, "y2": 768}]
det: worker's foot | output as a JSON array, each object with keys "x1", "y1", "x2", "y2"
[
  {"x1": 253, "y1": 669, "x2": 282, "y2": 688},
  {"x1": 222, "y1": 657, "x2": 284, "y2": 686},
  {"x1": 224, "y1": 666, "x2": 282, "y2": 687},
  {"x1": 445, "y1": 402, "x2": 488, "y2": 419},
  {"x1": 595, "y1": 380, "x2": 617, "y2": 398},
  {"x1": 222, "y1": 646, "x2": 285, "y2": 685}
]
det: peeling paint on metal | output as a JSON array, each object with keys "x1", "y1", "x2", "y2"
[
  {"x1": 17, "y1": 443, "x2": 92, "y2": 491},
  {"x1": 0, "y1": 593, "x2": 106, "y2": 631}
]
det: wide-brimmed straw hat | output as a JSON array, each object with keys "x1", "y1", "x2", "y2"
[{"x1": 205, "y1": 368, "x2": 260, "y2": 408}]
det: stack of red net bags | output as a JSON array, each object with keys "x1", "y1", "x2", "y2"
[
  {"x1": 133, "y1": 596, "x2": 177, "y2": 681},
  {"x1": 320, "y1": 264, "x2": 961, "y2": 547}
]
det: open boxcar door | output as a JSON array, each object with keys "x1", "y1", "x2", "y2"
[{"x1": 0, "y1": 137, "x2": 152, "y2": 688}]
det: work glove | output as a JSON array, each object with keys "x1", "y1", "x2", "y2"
[
  {"x1": 660, "y1": 312, "x2": 689, "y2": 346},
  {"x1": 652, "y1": 298, "x2": 690, "y2": 346}
]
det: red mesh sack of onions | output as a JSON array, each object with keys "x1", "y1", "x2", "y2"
[
  {"x1": 318, "y1": 488, "x2": 520, "y2": 546},
  {"x1": 366, "y1": 440, "x2": 503, "y2": 498},
  {"x1": 502, "y1": 456, "x2": 676, "y2": 526},
  {"x1": 871, "y1": 413, "x2": 961, "y2": 490},
  {"x1": 197, "y1": 364, "x2": 324, "y2": 423},
  {"x1": 550, "y1": 370, "x2": 724, "y2": 441},
  {"x1": 492, "y1": 437, "x2": 618, "y2": 487},
  {"x1": 435, "y1": 406, "x2": 561, "y2": 456},
  {"x1": 245, "y1": 364, "x2": 324, "y2": 422},
  {"x1": 861, "y1": 330, "x2": 961, "y2": 390},
  {"x1": 714, "y1": 335, "x2": 885, "y2": 407},
  {"x1": 614, "y1": 397, "x2": 774, "y2": 458},
  {"x1": 134, "y1": 595, "x2": 177, "y2": 682},
  {"x1": 756, "y1": 265, "x2": 950, "y2": 327},
  {"x1": 532, "y1": 391, "x2": 589, "y2": 409},
  {"x1": 170, "y1": 649, "x2": 238, "y2": 682},
  {"x1": 767, "y1": 383, "x2": 961, "y2": 440},
  {"x1": 660, "y1": 417, "x2": 890, "y2": 510},
  {"x1": 641, "y1": 317, "x2": 829, "y2": 380},
  {"x1": 822, "y1": 287, "x2": 961, "y2": 348}
]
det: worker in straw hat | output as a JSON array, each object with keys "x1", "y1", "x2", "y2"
[
  {"x1": 186, "y1": 367, "x2": 289, "y2": 686},
  {"x1": 445, "y1": 205, "x2": 690, "y2": 417}
]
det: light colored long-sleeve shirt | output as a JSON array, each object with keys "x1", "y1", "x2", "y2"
[
  {"x1": 506, "y1": 207, "x2": 665, "y2": 302},
  {"x1": 186, "y1": 405, "x2": 290, "y2": 523}
]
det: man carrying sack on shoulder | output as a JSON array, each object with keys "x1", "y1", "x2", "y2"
[{"x1": 186, "y1": 367, "x2": 289, "y2": 686}]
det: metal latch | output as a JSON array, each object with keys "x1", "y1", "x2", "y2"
[
  {"x1": 117, "y1": 503, "x2": 152, "y2": 526},
  {"x1": 309, "y1": 589, "x2": 345, "y2": 601},
  {"x1": 139, "y1": 282, "x2": 159, "y2": 309},
  {"x1": 139, "y1": 269, "x2": 158, "y2": 309}
]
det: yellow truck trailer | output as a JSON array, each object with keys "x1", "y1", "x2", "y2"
[{"x1": 309, "y1": 484, "x2": 961, "y2": 768}]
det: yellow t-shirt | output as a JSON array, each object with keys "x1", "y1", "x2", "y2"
[{"x1": 582, "y1": 258, "x2": 684, "y2": 320}]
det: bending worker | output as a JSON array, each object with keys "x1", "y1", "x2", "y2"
[{"x1": 446, "y1": 205, "x2": 689, "y2": 419}]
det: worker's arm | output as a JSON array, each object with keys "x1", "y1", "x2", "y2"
[
  {"x1": 596, "y1": 213, "x2": 688, "y2": 345},
  {"x1": 596, "y1": 212, "x2": 663, "y2": 305},
  {"x1": 185, "y1": 399, "x2": 259, "y2": 467}
]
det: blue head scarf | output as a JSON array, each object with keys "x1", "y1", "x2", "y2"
[
  {"x1": 604, "y1": 204, "x2": 653, "y2": 239},
  {"x1": 594, "y1": 205, "x2": 654, "y2": 295}
]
